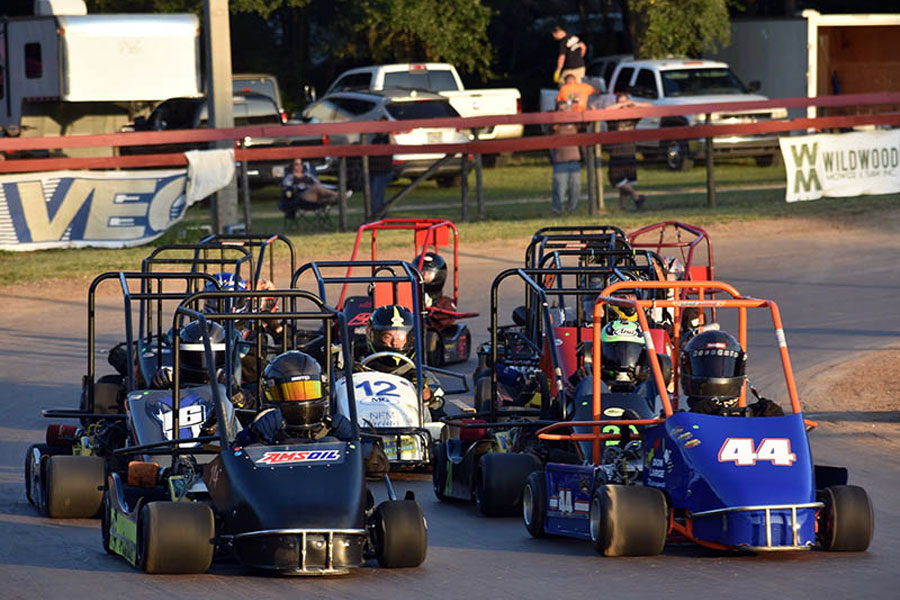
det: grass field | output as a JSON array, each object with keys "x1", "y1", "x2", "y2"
[{"x1": 1, "y1": 156, "x2": 895, "y2": 287}]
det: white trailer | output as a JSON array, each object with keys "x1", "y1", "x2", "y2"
[
  {"x1": 1, "y1": 0, "x2": 200, "y2": 156},
  {"x1": 707, "y1": 11, "x2": 900, "y2": 119}
]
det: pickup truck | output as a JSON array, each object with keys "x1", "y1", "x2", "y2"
[
  {"x1": 601, "y1": 59, "x2": 787, "y2": 169},
  {"x1": 325, "y1": 63, "x2": 523, "y2": 141},
  {"x1": 122, "y1": 93, "x2": 324, "y2": 184}
]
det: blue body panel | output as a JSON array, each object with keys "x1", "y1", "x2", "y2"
[
  {"x1": 643, "y1": 412, "x2": 816, "y2": 548},
  {"x1": 544, "y1": 463, "x2": 595, "y2": 540}
]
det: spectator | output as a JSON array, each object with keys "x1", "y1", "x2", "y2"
[
  {"x1": 368, "y1": 131, "x2": 394, "y2": 218},
  {"x1": 607, "y1": 93, "x2": 650, "y2": 211},
  {"x1": 552, "y1": 25, "x2": 587, "y2": 85},
  {"x1": 279, "y1": 158, "x2": 348, "y2": 220},
  {"x1": 550, "y1": 101, "x2": 582, "y2": 216},
  {"x1": 556, "y1": 74, "x2": 596, "y2": 112}
]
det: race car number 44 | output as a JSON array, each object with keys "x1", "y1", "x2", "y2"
[{"x1": 717, "y1": 438, "x2": 796, "y2": 466}]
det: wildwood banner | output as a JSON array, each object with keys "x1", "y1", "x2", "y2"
[{"x1": 779, "y1": 130, "x2": 900, "y2": 202}]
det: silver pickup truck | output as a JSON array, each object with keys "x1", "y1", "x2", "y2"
[{"x1": 602, "y1": 59, "x2": 787, "y2": 169}]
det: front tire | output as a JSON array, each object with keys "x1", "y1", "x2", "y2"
[
  {"x1": 373, "y1": 500, "x2": 427, "y2": 568},
  {"x1": 46, "y1": 455, "x2": 105, "y2": 518},
  {"x1": 818, "y1": 485, "x2": 874, "y2": 552},
  {"x1": 590, "y1": 485, "x2": 667, "y2": 556},
  {"x1": 523, "y1": 470, "x2": 547, "y2": 538},
  {"x1": 475, "y1": 453, "x2": 540, "y2": 516},
  {"x1": 139, "y1": 501, "x2": 215, "y2": 574}
]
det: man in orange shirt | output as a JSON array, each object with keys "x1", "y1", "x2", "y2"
[{"x1": 556, "y1": 74, "x2": 596, "y2": 112}]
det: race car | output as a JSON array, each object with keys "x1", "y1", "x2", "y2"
[
  {"x1": 293, "y1": 259, "x2": 467, "y2": 468},
  {"x1": 343, "y1": 218, "x2": 478, "y2": 366},
  {"x1": 101, "y1": 288, "x2": 428, "y2": 574},
  {"x1": 522, "y1": 280, "x2": 874, "y2": 555}
]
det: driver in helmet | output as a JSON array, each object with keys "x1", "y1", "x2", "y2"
[
  {"x1": 680, "y1": 329, "x2": 783, "y2": 416},
  {"x1": 596, "y1": 319, "x2": 672, "y2": 392},
  {"x1": 236, "y1": 350, "x2": 353, "y2": 445},
  {"x1": 412, "y1": 252, "x2": 457, "y2": 330},
  {"x1": 357, "y1": 304, "x2": 446, "y2": 417}
]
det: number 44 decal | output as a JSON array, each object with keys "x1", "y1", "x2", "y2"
[{"x1": 717, "y1": 438, "x2": 797, "y2": 466}]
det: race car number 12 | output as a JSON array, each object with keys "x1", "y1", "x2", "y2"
[{"x1": 717, "y1": 437, "x2": 797, "y2": 466}]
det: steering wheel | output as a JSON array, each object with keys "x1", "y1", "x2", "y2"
[{"x1": 358, "y1": 351, "x2": 417, "y2": 375}]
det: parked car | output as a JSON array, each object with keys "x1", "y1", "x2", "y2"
[
  {"x1": 301, "y1": 89, "x2": 471, "y2": 187},
  {"x1": 601, "y1": 58, "x2": 788, "y2": 169},
  {"x1": 585, "y1": 53, "x2": 633, "y2": 92},
  {"x1": 232, "y1": 73, "x2": 287, "y2": 123},
  {"x1": 123, "y1": 93, "x2": 324, "y2": 183}
]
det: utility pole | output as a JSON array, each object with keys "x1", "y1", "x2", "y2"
[{"x1": 204, "y1": 0, "x2": 239, "y2": 233}]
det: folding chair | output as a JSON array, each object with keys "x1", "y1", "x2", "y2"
[{"x1": 280, "y1": 190, "x2": 337, "y2": 231}]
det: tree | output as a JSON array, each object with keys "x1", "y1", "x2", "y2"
[{"x1": 627, "y1": 0, "x2": 731, "y2": 58}]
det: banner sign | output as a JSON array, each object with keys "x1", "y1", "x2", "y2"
[{"x1": 779, "y1": 130, "x2": 900, "y2": 203}]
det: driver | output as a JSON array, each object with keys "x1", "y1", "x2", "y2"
[
  {"x1": 237, "y1": 350, "x2": 353, "y2": 445},
  {"x1": 358, "y1": 304, "x2": 446, "y2": 418},
  {"x1": 412, "y1": 252, "x2": 457, "y2": 330},
  {"x1": 680, "y1": 329, "x2": 783, "y2": 416}
]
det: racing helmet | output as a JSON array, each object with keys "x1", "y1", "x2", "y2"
[
  {"x1": 203, "y1": 272, "x2": 248, "y2": 314},
  {"x1": 179, "y1": 320, "x2": 228, "y2": 384},
  {"x1": 604, "y1": 272, "x2": 642, "y2": 321},
  {"x1": 412, "y1": 252, "x2": 447, "y2": 296},
  {"x1": 680, "y1": 330, "x2": 746, "y2": 406},
  {"x1": 367, "y1": 305, "x2": 415, "y2": 356},
  {"x1": 599, "y1": 320, "x2": 646, "y2": 387},
  {"x1": 665, "y1": 257, "x2": 686, "y2": 281},
  {"x1": 262, "y1": 351, "x2": 327, "y2": 429}
]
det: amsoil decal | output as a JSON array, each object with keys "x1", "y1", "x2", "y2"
[{"x1": 256, "y1": 449, "x2": 342, "y2": 465}]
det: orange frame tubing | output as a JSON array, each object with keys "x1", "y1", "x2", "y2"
[
  {"x1": 536, "y1": 280, "x2": 803, "y2": 466},
  {"x1": 338, "y1": 218, "x2": 459, "y2": 308}
]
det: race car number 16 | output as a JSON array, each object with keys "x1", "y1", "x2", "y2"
[{"x1": 717, "y1": 437, "x2": 797, "y2": 466}]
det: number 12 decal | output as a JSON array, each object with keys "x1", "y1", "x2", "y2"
[
  {"x1": 356, "y1": 379, "x2": 399, "y2": 397},
  {"x1": 717, "y1": 438, "x2": 797, "y2": 466}
]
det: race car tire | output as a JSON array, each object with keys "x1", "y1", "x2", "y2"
[
  {"x1": 523, "y1": 470, "x2": 547, "y2": 538},
  {"x1": 46, "y1": 455, "x2": 105, "y2": 518},
  {"x1": 373, "y1": 500, "x2": 427, "y2": 568},
  {"x1": 426, "y1": 329, "x2": 444, "y2": 367},
  {"x1": 475, "y1": 453, "x2": 539, "y2": 517},
  {"x1": 819, "y1": 485, "x2": 874, "y2": 552},
  {"x1": 591, "y1": 484, "x2": 667, "y2": 556},
  {"x1": 100, "y1": 490, "x2": 115, "y2": 555},
  {"x1": 139, "y1": 501, "x2": 214, "y2": 574},
  {"x1": 24, "y1": 443, "x2": 49, "y2": 508},
  {"x1": 432, "y1": 442, "x2": 451, "y2": 502},
  {"x1": 474, "y1": 375, "x2": 492, "y2": 414}
]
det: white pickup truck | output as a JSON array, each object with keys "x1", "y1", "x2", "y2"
[
  {"x1": 325, "y1": 63, "x2": 523, "y2": 141},
  {"x1": 601, "y1": 59, "x2": 787, "y2": 169}
]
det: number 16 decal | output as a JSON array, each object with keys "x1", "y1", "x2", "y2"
[{"x1": 718, "y1": 438, "x2": 797, "y2": 466}]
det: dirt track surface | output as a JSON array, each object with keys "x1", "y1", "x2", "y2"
[{"x1": 1, "y1": 214, "x2": 899, "y2": 598}]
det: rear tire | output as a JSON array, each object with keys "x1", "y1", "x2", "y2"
[
  {"x1": 432, "y1": 442, "x2": 450, "y2": 502},
  {"x1": 474, "y1": 375, "x2": 492, "y2": 414},
  {"x1": 819, "y1": 485, "x2": 874, "y2": 552},
  {"x1": 46, "y1": 455, "x2": 105, "y2": 518},
  {"x1": 140, "y1": 501, "x2": 215, "y2": 574},
  {"x1": 590, "y1": 484, "x2": 667, "y2": 556},
  {"x1": 373, "y1": 500, "x2": 427, "y2": 568},
  {"x1": 475, "y1": 453, "x2": 540, "y2": 516},
  {"x1": 100, "y1": 490, "x2": 115, "y2": 555},
  {"x1": 24, "y1": 443, "x2": 48, "y2": 507},
  {"x1": 523, "y1": 470, "x2": 547, "y2": 538},
  {"x1": 425, "y1": 329, "x2": 444, "y2": 367}
]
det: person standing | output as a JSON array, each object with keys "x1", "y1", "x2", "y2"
[
  {"x1": 607, "y1": 93, "x2": 650, "y2": 210},
  {"x1": 552, "y1": 25, "x2": 587, "y2": 84},
  {"x1": 556, "y1": 73, "x2": 597, "y2": 112},
  {"x1": 550, "y1": 101, "x2": 582, "y2": 216},
  {"x1": 368, "y1": 131, "x2": 394, "y2": 219}
]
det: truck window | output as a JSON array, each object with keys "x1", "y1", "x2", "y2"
[
  {"x1": 331, "y1": 73, "x2": 372, "y2": 93},
  {"x1": 233, "y1": 78, "x2": 279, "y2": 106},
  {"x1": 25, "y1": 43, "x2": 42, "y2": 79},
  {"x1": 385, "y1": 100, "x2": 459, "y2": 120},
  {"x1": 304, "y1": 100, "x2": 349, "y2": 123},
  {"x1": 661, "y1": 68, "x2": 747, "y2": 97},
  {"x1": 613, "y1": 67, "x2": 634, "y2": 94},
  {"x1": 383, "y1": 70, "x2": 458, "y2": 92},
  {"x1": 631, "y1": 69, "x2": 658, "y2": 99},
  {"x1": 331, "y1": 98, "x2": 377, "y2": 117}
]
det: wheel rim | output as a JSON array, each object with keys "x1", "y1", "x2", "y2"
[
  {"x1": 28, "y1": 449, "x2": 42, "y2": 507},
  {"x1": 589, "y1": 496, "x2": 602, "y2": 542},
  {"x1": 523, "y1": 484, "x2": 534, "y2": 526},
  {"x1": 666, "y1": 143, "x2": 682, "y2": 167}
]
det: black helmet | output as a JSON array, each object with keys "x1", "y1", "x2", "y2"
[
  {"x1": 367, "y1": 305, "x2": 415, "y2": 355},
  {"x1": 680, "y1": 330, "x2": 746, "y2": 406},
  {"x1": 262, "y1": 351, "x2": 327, "y2": 429},
  {"x1": 600, "y1": 320, "x2": 646, "y2": 388},
  {"x1": 412, "y1": 252, "x2": 447, "y2": 296},
  {"x1": 179, "y1": 320, "x2": 227, "y2": 384}
]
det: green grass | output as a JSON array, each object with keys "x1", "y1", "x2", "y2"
[{"x1": 1, "y1": 158, "x2": 894, "y2": 288}]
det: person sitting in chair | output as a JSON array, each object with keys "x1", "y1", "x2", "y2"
[{"x1": 280, "y1": 158, "x2": 349, "y2": 220}]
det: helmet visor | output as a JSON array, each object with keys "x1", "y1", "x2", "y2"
[
  {"x1": 377, "y1": 329, "x2": 409, "y2": 351},
  {"x1": 685, "y1": 348, "x2": 743, "y2": 379},
  {"x1": 267, "y1": 379, "x2": 323, "y2": 402},
  {"x1": 601, "y1": 340, "x2": 644, "y2": 372}
]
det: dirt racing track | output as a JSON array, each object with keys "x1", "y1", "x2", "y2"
[{"x1": 1, "y1": 216, "x2": 899, "y2": 598}]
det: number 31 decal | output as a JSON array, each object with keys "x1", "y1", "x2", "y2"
[{"x1": 717, "y1": 437, "x2": 797, "y2": 466}]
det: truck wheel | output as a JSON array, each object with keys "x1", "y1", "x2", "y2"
[
  {"x1": 590, "y1": 484, "x2": 667, "y2": 556},
  {"x1": 663, "y1": 141, "x2": 692, "y2": 171},
  {"x1": 523, "y1": 470, "x2": 547, "y2": 538},
  {"x1": 755, "y1": 153, "x2": 779, "y2": 167},
  {"x1": 435, "y1": 175, "x2": 460, "y2": 188},
  {"x1": 46, "y1": 455, "x2": 105, "y2": 518},
  {"x1": 818, "y1": 485, "x2": 874, "y2": 552},
  {"x1": 140, "y1": 502, "x2": 215, "y2": 574},
  {"x1": 475, "y1": 453, "x2": 540, "y2": 516},
  {"x1": 373, "y1": 500, "x2": 427, "y2": 568},
  {"x1": 432, "y1": 442, "x2": 451, "y2": 502}
]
